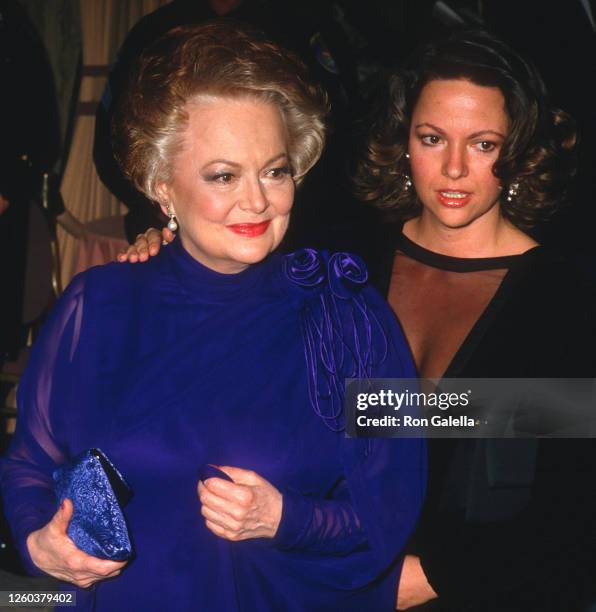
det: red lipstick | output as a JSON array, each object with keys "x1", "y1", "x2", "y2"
[
  {"x1": 226, "y1": 220, "x2": 271, "y2": 236},
  {"x1": 436, "y1": 190, "x2": 472, "y2": 208}
]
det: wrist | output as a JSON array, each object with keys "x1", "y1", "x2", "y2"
[
  {"x1": 24, "y1": 529, "x2": 46, "y2": 574},
  {"x1": 271, "y1": 488, "x2": 314, "y2": 550},
  {"x1": 269, "y1": 489, "x2": 283, "y2": 537},
  {"x1": 26, "y1": 530, "x2": 41, "y2": 561}
]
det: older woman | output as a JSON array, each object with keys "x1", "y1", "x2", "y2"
[
  {"x1": 131, "y1": 29, "x2": 596, "y2": 610},
  {"x1": 0, "y1": 22, "x2": 425, "y2": 611}
]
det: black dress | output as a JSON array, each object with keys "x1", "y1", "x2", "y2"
[{"x1": 353, "y1": 224, "x2": 596, "y2": 611}]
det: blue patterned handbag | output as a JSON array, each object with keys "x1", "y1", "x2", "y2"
[{"x1": 53, "y1": 448, "x2": 133, "y2": 561}]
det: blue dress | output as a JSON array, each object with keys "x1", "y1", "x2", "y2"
[{"x1": 1, "y1": 239, "x2": 425, "y2": 611}]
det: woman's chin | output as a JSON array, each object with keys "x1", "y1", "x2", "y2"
[
  {"x1": 425, "y1": 204, "x2": 500, "y2": 232},
  {"x1": 227, "y1": 241, "x2": 278, "y2": 267},
  {"x1": 182, "y1": 234, "x2": 281, "y2": 273}
]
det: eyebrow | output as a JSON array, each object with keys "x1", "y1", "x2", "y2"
[
  {"x1": 201, "y1": 153, "x2": 289, "y2": 171},
  {"x1": 414, "y1": 122, "x2": 506, "y2": 139}
]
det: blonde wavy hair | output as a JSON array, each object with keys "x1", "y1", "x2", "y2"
[{"x1": 112, "y1": 21, "x2": 329, "y2": 202}]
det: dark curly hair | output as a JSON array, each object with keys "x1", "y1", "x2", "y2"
[{"x1": 353, "y1": 29, "x2": 577, "y2": 229}]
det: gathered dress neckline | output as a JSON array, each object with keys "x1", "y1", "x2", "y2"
[{"x1": 162, "y1": 237, "x2": 282, "y2": 304}]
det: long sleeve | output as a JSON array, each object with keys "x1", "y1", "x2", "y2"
[
  {"x1": 0, "y1": 275, "x2": 86, "y2": 575},
  {"x1": 271, "y1": 253, "x2": 426, "y2": 590},
  {"x1": 269, "y1": 435, "x2": 425, "y2": 593},
  {"x1": 341, "y1": 287, "x2": 425, "y2": 585},
  {"x1": 274, "y1": 480, "x2": 367, "y2": 555}
]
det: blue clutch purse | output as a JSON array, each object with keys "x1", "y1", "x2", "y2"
[{"x1": 53, "y1": 448, "x2": 133, "y2": 561}]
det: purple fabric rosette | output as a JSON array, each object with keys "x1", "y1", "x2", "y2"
[
  {"x1": 328, "y1": 252, "x2": 368, "y2": 299},
  {"x1": 283, "y1": 247, "x2": 325, "y2": 288}
]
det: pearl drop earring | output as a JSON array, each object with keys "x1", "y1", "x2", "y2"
[{"x1": 166, "y1": 204, "x2": 178, "y2": 232}]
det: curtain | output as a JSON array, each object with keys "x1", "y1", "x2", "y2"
[{"x1": 58, "y1": 0, "x2": 169, "y2": 286}]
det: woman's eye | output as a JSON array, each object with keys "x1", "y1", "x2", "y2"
[
  {"x1": 420, "y1": 135, "x2": 441, "y2": 146},
  {"x1": 475, "y1": 141, "x2": 497, "y2": 152},
  {"x1": 266, "y1": 166, "x2": 290, "y2": 179},
  {"x1": 208, "y1": 173, "x2": 234, "y2": 184}
]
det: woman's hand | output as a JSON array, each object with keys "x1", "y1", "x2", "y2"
[
  {"x1": 116, "y1": 226, "x2": 175, "y2": 263},
  {"x1": 26, "y1": 499, "x2": 127, "y2": 588},
  {"x1": 197, "y1": 466, "x2": 283, "y2": 541},
  {"x1": 396, "y1": 555, "x2": 438, "y2": 610}
]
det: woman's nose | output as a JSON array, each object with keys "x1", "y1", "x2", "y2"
[
  {"x1": 442, "y1": 144, "x2": 468, "y2": 180},
  {"x1": 239, "y1": 178, "x2": 269, "y2": 213}
]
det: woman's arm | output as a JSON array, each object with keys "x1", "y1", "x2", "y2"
[
  {"x1": 197, "y1": 279, "x2": 426, "y2": 592},
  {"x1": 0, "y1": 275, "x2": 128, "y2": 584},
  {"x1": 198, "y1": 466, "x2": 369, "y2": 555},
  {"x1": 1, "y1": 277, "x2": 84, "y2": 573}
]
